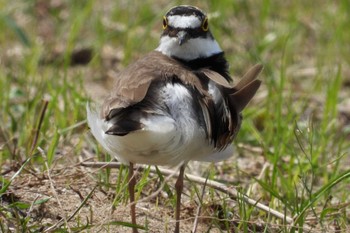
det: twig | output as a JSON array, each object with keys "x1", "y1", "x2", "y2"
[
  {"x1": 80, "y1": 161, "x2": 294, "y2": 224},
  {"x1": 27, "y1": 194, "x2": 40, "y2": 217},
  {"x1": 237, "y1": 143, "x2": 264, "y2": 154},
  {"x1": 39, "y1": 148, "x2": 70, "y2": 232}
]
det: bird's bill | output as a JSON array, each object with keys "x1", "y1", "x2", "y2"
[{"x1": 177, "y1": 31, "x2": 189, "y2": 45}]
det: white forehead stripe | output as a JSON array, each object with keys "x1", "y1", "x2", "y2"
[{"x1": 167, "y1": 15, "x2": 202, "y2": 28}]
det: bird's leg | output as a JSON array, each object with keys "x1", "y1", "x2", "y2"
[
  {"x1": 128, "y1": 162, "x2": 139, "y2": 233},
  {"x1": 174, "y1": 165, "x2": 185, "y2": 233}
]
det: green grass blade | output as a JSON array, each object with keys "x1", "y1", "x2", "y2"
[
  {"x1": 293, "y1": 169, "x2": 350, "y2": 224},
  {"x1": 0, "y1": 158, "x2": 31, "y2": 194},
  {"x1": 2, "y1": 14, "x2": 31, "y2": 47},
  {"x1": 155, "y1": 166, "x2": 174, "y2": 199},
  {"x1": 47, "y1": 130, "x2": 60, "y2": 167}
]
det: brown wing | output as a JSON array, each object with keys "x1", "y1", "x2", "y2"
[
  {"x1": 101, "y1": 51, "x2": 204, "y2": 119},
  {"x1": 200, "y1": 68, "x2": 233, "y2": 88}
]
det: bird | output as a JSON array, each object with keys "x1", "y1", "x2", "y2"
[{"x1": 87, "y1": 5, "x2": 262, "y2": 233}]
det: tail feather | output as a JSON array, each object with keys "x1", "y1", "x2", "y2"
[
  {"x1": 86, "y1": 103, "x2": 112, "y2": 154},
  {"x1": 231, "y1": 64, "x2": 263, "y2": 112}
]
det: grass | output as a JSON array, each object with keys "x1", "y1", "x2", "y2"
[{"x1": 0, "y1": 0, "x2": 349, "y2": 232}]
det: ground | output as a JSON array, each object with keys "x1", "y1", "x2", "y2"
[{"x1": 1, "y1": 0, "x2": 350, "y2": 232}]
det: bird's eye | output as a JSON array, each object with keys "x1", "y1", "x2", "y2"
[
  {"x1": 162, "y1": 16, "x2": 168, "y2": 29},
  {"x1": 202, "y1": 17, "x2": 209, "y2": 31}
]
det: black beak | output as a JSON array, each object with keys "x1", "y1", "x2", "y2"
[{"x1": 177, "y1": 31, "x2": 189, "y2": 46}]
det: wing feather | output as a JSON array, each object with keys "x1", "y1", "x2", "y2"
[{"x1": 101, "y1": 51, "x2": 203, "y2": 118}]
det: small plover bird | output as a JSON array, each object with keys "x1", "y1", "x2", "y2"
[{"x1": 87, "y1": 5, "x2": 262, "y2": 233}]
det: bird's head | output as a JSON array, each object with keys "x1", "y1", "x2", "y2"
[{"x1": 156, "y1": 5, "x2": 222, "y2": 61}]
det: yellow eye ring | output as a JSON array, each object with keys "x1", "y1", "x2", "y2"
[
  {"x1": 202, "y1": 17, "x2": 209, "y2": 31},
  {"x1": 162, "y1": 16, "x2": 168, "y2": 29}
]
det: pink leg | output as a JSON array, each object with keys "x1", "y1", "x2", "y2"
[
  {"x1": 128, "y1": 163, "x2": 139, "y2": 233},
  {"x1": 174, "y1": 165, "x2": 185, "y2": 233}
]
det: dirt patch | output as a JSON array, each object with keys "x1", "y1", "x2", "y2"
[{"x1": 4, "y1": 158, "x2": 242, "y2": 232}]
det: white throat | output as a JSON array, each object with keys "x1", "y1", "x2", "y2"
[{"x1": 156, "y1": 36, "x2": 222, "y2": 61}]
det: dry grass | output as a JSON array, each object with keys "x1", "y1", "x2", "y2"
[{"x1": 1, "y1": 0, "x2": 350, "y2": 232}]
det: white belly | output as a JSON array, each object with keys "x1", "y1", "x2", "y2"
[{"x1": 86, "y1": 83, "x2": 233, "y2": 166}]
